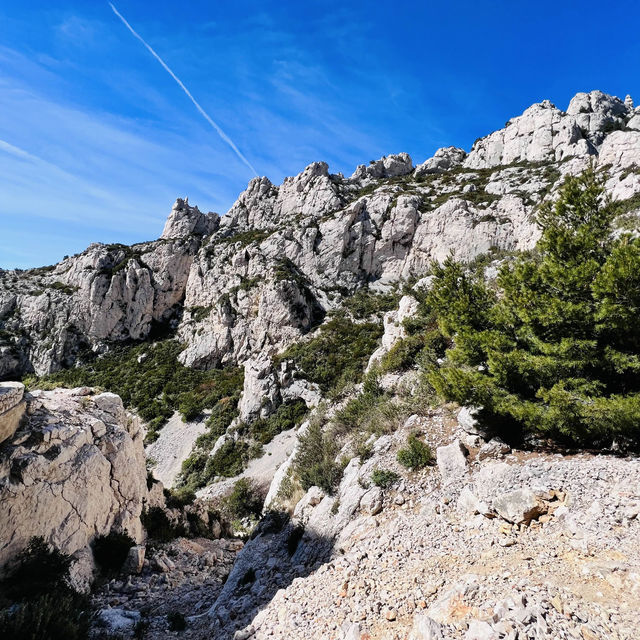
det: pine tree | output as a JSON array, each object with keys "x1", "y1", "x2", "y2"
[{"x1": 427, "y1": 167, "x2": 640, "y2": 444}]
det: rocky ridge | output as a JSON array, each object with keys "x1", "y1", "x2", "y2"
[{"x1": 3, "y1": 91, "x2": 640, "y2": 384}]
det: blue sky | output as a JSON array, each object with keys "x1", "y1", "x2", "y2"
[{"x1": 1, "y1": 1, "x2": 640, "y2": 269}]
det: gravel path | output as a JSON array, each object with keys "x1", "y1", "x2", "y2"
[{"x1": 146, "y1": 412, "x2": 207, "y2": 488}]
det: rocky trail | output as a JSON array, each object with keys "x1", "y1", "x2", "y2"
[
  {"x1": 84, "y1": 401, "x2": 640, "y2": 640},
  {"x1": 204, "y1": 412, "x2": 640, "y2": 640}
]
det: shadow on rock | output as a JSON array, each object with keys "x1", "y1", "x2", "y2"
[{"x1": 205, "y1": 510, "x2": 335, "y2": 640}]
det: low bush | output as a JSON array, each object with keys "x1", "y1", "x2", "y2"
[
  {"x1": 1, "y1": 537, "x2": 72, "y2": 601},
  {"x1": 341, "y1": 288, "x2": 399, "y2": 319},
  {"x1": 176, "y1": 396, "x2": 242, "y2": 492},
  {"x1": 92, "y1": 531, "x2": 135, "y2": 576},
  {"x1": 247, "y1": 399, "x2": 307, "y2": 445},
  {"x1": 221, "y1": 479, "x2": 263, "y2": 521},
  {"x1": 0, "y1": 592, "x2": 90, "y2": 640},
  {"x1": 371, "y1": 468, "x2": 400, "y2": 488},
  {"x1": 294, "y1": 419, "x2": 341, "y2": 494},
  {"x1": 397, "y1": 434, "x2": 434, "y2": 470},
  {"x1": 0, "y1": 538, "x2": 90, "y2": 640},
  {"x1": 164, "y1": 487, "x2": 195, "y2": 509},
  {"x1": 333, "y1": 375, "x2": 408, "y2": 438}
]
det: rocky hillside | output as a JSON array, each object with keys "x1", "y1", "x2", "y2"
[
  {"x1": 1, "y1": 90, "x2": 640, "y2": 640},
  {"x1": 201, "y1": 409, "x2": 640, "y2": 640},
  {"x1": 2, "y1": 90, "x2": 640, "y2": 382}
]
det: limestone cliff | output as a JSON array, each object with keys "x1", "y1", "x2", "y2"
[{"x1": 2, "y1": 90, "x2": 640, "y2": 384}]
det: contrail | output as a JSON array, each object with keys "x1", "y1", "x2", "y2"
[{"x1": 108, "y1": 2, "x2": 258, "y2": 177}]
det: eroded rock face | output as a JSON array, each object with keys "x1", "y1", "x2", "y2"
[
  {"x1": 415, "y1": 147, "x2": 467, "y2": 176},
  {"x1": 0, "y1": 212, "x2": 206, "y2": 375},
  {"x1": 0, "y1": 386, "x2": 148, "y2": 573}
]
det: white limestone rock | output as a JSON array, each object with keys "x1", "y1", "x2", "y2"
[
  {"x1": 0, "y1": 387, "x2": 149, "y2": 573},
  {"x1": 161, "y1": 198, "x2": 219, "y2": 239},
  {"x1": 238, "y1": 357, "x2": 280, "y2": 422},
  {"x1": 436, "y1": 440, "x2": 469, "y2": 484},
  {"x1": 352, "y1": 153, "x2": 414, "y2": 180},
  {"x1": 368, "y1": 295, "x2": 419, "y2": 369},
  {"x1": 492, "y1": 488, "x2": 546, "y2": 524},
  {"x1": 415, "y1": 147, "x2": 467, "y2": 175}
]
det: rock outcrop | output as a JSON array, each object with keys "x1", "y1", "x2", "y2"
[
  {"x1": 0, "y1": 386, "x2": 148, "y2": 580},
  {"x1": 161, "y1": 198, "x2": 220, "y2": 239},
  {"x1": 0, "y1": 381, "x2": 25, "y2": 444},
  {"x1": 0, "y1": 202, "x2": 209, "y2": 376}
]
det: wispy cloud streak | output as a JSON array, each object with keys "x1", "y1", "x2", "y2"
[{"x1": 108, "y1": 2, "x2": 258, "y2": 177}]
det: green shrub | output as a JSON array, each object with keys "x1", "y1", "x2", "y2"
[
  {"x1": 188, "y1": 305, "x2": 212, "y2": 322},
  {"x1": 92, "y1": 531, "x2": 135, "y2": 576},
  {"x1": 247, "y1": 399, "x2": 307, "y2": 445},
  {"x1": 220, "y1": 229, "x2": 271, "y2": 247},
  {"x1": 341, "y1": 288, "x2": 399, "y2": 319},
  {"x1": 29, "y1": 340, "x2": 244, "y2": 438},
  {"x1": 333, "y1": 375, "x2": 408, "y2": 438},
  {"x1": 294, "y1": 419, "x2": 342, "y2": 494},
  {"x1": 1, "y1": 538, "x2": 72, "y2": 601},
  {"x1": 379, "y1": 329, "x2": 448, "y2": 373},
  {"x1": 397, "y1": 434, "x2": 433, "y2": 470},
  {"x1": 221, "y1": 479, "x2": 263, "y2": 520},
  {"x1": 164, "y1": 487, "x2": 195, "y2": 509},
  {"x1": 371, "y1": 468, "x2": 400, "y2": 488},
  {"x1": 0, "y1": 592, "x2": 90, "y2": 640},
  {"x1": 49, "y1": 281, "x2": 77, "y2": 295},
  {"x1": 277, "y1": 316, "x2": 383, "y2": 395},
  {"x1": 428, "y1": 167, "x2": 640, "y2": 445},
  {"x1": 205, "y1": 438, "x2": 250, "y2": 479}
]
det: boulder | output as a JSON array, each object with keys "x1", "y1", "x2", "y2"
[
  {"x1": 457, "y1": 406, "x2": 482, "y2": 435},
  {"x1": 410, "y1": 614, "x2": 445, "y2": 639},
  {"x1": 458, "y1": 486, "x2": 491, "y2": 517},
  {"x1": 122, "y1": 545, "x2": 146, "y2": 575},
  {"x1": 465, "y1": 619, "x2": 499, "y2": 640},
  {"x1": 492, "y1": 488, "x2": 546, "y2": 524},
  {"x1": 415, "y1": 147, "x2": 467, "y2": 175},
  {"x1": 476, "y1": 437, "x2": 511, "y2": 461},
  {"x1": 95, "y1": 608, "x2": 141, "y2": 634},
  {"x1": 359, "y1": 487, "x2": 383, "y2": 516},
  {"x1": 0, "y1": 382, "x2": 25, "y2": 445},
  {"x1": 436, "y1": 440, "x2": 468, "y2": 484},
  {"x1": 0, "y1": 388, "x2": 149, "y2": 573},
  {"x1": 353, "y1": 153, "x2": 414, "y2": 179},
  {"x1": 238, "y1": 357, "x2": 281, "y2": 422}
]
